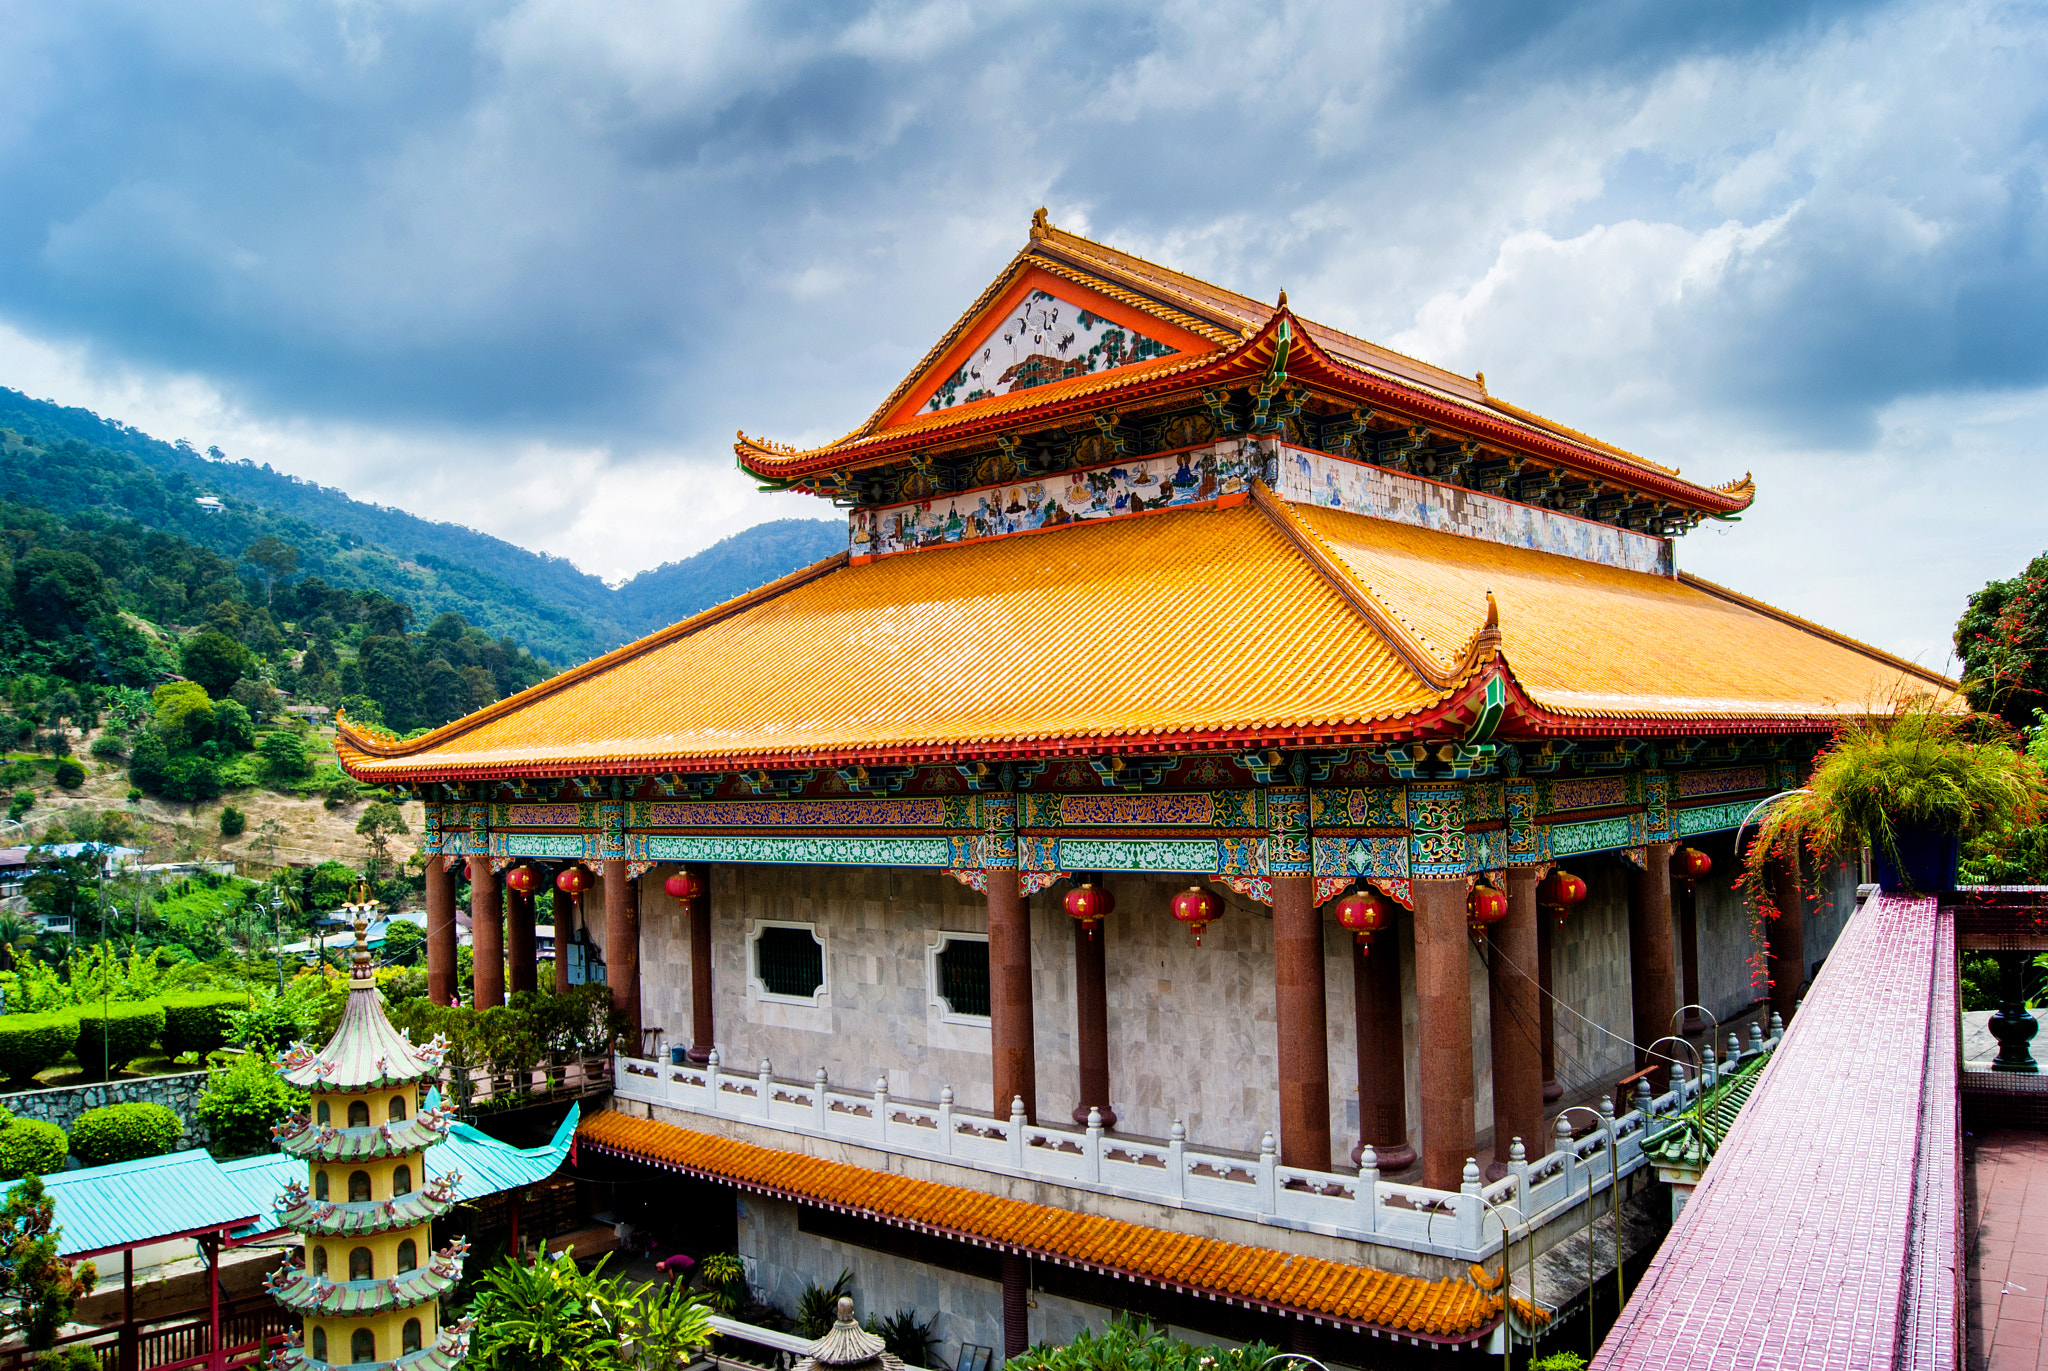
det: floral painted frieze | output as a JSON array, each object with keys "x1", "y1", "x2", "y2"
[
  {"x1": 850, "y1": 439, "x2": 1261, "y2": 560},
  {"x1": 924, "y1": 289, "x2": 1177, "y2": 414},
  {"x1": 1277, "y1": 446, "x2": 1673, "y2": 575}
]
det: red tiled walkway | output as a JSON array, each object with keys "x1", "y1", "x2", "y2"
[
  {"x1": 1594, "y1": 893, "x2": 1961, "y2": 1370},
  {"x1": 1969, "y1": 1129, "x2": 2048, "y2": 1370}
]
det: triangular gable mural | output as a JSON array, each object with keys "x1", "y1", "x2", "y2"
[{"x1": 922, "y1": 288, "x2": 1179, "y2": 414}]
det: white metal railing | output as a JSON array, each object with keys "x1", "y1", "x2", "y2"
[{"x1": 614, "y1": 1021, "x2": 1781, "y2": 1263}]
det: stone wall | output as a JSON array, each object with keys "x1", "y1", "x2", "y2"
[
  {"x1": 618, "y1": 842, "x2": 1850, "y2": 1173},
  {"x1": 0, "y1": 1071, "x2": 213, "y2": 1149}
]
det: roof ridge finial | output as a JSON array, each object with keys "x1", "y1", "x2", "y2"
[
  {"x1": 1030, "y1": 206, "x2": 1050, "y2": 238},
  {"x1": 346, "y1": 883, "x2": 378, "y2": 984},
  {"x1": 1277, "y1": 288, "x2": 1288, "y2": 309}
]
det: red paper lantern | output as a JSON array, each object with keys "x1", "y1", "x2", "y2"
[
  {"x1": 555, "y1": 866, "x2": 591, "y2": 896},
  {"x1": 1467, "y1": 883, "x2": 1509, "y2": 935},
  {"x1": 1170, "y1": 886, "x2": 1222, "y2": 946},
  {"x1": 504, "y1": 865, "x2": 537, "y2": 896},
  {"x1": 1671, "y1": 847, "x2": 1713, "y2": 881},
  {"x1": 1334, "y1": 888, "x2": 1389, "y2": 947},
  {"x1": 1536, "y1": 870, "x2": 1588, "y2": 927},
  {"x1": 1063, "y1": 882, "x2": 1115, "y2": 938},
  {"x1": 664, "y1": 870, "x2": 706, "y2": 902}
]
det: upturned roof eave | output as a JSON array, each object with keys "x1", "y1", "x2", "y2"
[{"x1": 735, "y1": 309, "x2": 1755, "y2": 515}]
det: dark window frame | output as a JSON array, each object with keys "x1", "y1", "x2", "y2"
[
  {"x1": 934, "y1": 935, "x2": 991, "y2": 1020},
  {"x1": 753, "y1": 923, "x2": 825, "y2": 1001}
]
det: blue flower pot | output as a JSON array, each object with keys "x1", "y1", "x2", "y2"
[{"x1": 1872, "y1": 821, "x2": 1959, "y2": 893}]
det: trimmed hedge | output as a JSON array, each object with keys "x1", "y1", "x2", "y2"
[
  {"x1": 0, "y1": 1013, "x2": 80, "y2": 1085},
  {"x1": 72, "y1": 1001, "x2": 166, "y2": 1079},
  {"x1": 161, "y1": 992, "x2": 247, "y2": 1059},
  {"x1": 0, "y1": 1119, "x2": 69, "y2": 1180},
  {"x1": 69, "y1": 1102, "x2": 181, "y2": 1167}
]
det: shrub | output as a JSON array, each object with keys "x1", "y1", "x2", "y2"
[
  {"x1": 1010, "y1": 1319, "x2": 1279, "y2": 1371},
  {"x1": 195, "y1": 1050, "x2": 304, "y2": 1157},
  {"x1": 126, "y1": 730, "x2": 169, "y2": 793},
  {"x1": 50, "y1": 761, "x2": 83, "y2": 791},
  {"x1": 87, "y1": 736, "x2": 123, "y2": 761},
  {"x1": 160, "y1": 992, "x2": 247, "y2": 1058},
  {"x1": 124, "y1": 789, "x2": 140, "y2": 803},
  {"x1": 161, "y1": 757, "x2": 221, "y2": 803},
  {"x1": 260, "y1": 728, "x2": 312, "y2": 781},
  {"x1": 218, "y1": 806, "x2": 246, "y2": 837},
  {"x1": 69, "y1": 1102, "x2": 181, "y2": 1166},
  {"x1": 71, "y1": 1001, "x2": 166, "y2": 1079},
  {"x1": 0, "y1": 1121, "x2": 69, "y2": 1181},
  {"x1": 212, "y1": 700, "x2": 256, "y2": 752},
  {"x1": 0, "y1": 1015, "x2": 78, "y2": 1086},
  {"x1": 6, "y1": 791, "x2": 31, "y2": 822}
]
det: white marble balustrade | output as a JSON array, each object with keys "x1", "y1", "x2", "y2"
[{"x1": 612, "y1": 1027, "x2": 1777, "y2": 1264}]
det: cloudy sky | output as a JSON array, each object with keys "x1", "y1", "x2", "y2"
[{"x1": 0, "y1": 0, "x2": 2042, "y2": 669}]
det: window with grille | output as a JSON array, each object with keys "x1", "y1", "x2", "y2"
[
  {"x1": 397, "y1": 1240, "x2": 417, "y2": 1273},
  {"x1": 352, "y1": 1329, "x2": 375, "y2": 1364},
  {"x1": 754, "y1": 925, "x2": 824, "y2": 1000},
  {"x1": 349, "y1": 1247, "x2": 372, "y2": 1280},
  {"x1": 935, "y1": 938, "x2": 990, "y2": 1019}
]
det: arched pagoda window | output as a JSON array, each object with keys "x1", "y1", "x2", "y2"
[
  {"x1": 311, "y1": 1328, "x2": 326, "y2": 1361},
  {"x1": 397, "y1": 1239, "x2": 416, "y2": 1273},
  {"x1": 311, "y1": 1246, "x2": 327, "y2": 1276},
  {"x1": 348, "y1": 1248, "x2": 371, "y2": 1281},
  {"x1": 314, "y1": 1172, "x2": 329, "y2": 1201},
  {"x1": 402, "y1": 1319, "x2": 422, "y2": 1354},
  {"x1": 391, "y1": 1165, "x2": 411, "y2": 1196},
  {"x1": 388, "y1": 1095, "x2": 407, "y2": 1122},
  {"x1": 347, "y1": 1171, "x2": 370, "y2": 1202},
  {"x1": 347, "y1": 1100, "x2": 370, "y2": 1127},
  {"x1": 316, "y1": 1101, "x2": 330, "y2": 1126},
  {"x1": 351, "y1": 1328, "x2": 374, "y2": 1363}
]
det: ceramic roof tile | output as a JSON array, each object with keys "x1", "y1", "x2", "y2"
[
  {"x1": 337, "y1": 503, "x2": 1442, "y2": 778},
  {"x1": 1295, "y1": 504, "x2": 1953, "y2": 718},
  {"x1": 578, "y1": 1110, "x2": 1513, "y2": 1343}
]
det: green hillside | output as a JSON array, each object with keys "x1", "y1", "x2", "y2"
[{"x1": 0, "y1": 388, "x2": 843, "y2": 664}]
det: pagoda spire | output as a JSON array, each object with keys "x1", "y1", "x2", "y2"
[{"x1": 266, "y1": 886, "x2": 473, "y2": 1370}]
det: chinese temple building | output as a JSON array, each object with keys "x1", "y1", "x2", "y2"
[
  {"x1": 335, "y1": 213, "x2": 1949, "y2": 1358},
  {"x1": 266, "y1": 902, "x2": 472, "y2": 1371}
]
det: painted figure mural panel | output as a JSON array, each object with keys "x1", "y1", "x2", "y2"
[
  {"x1": 851, "y1": 439, "x2": 1260, "y2": 559},
  {"x1": 1279, "y1": 447, "x2": 1674, "y2": 575},
  {"x1": 925, "y1": 289, "x2": 1178, "y2": 413}
]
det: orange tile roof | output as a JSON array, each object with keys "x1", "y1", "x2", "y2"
[
  {"x1": 335, "y1": 501, "x2": 1450, "y2": 779},
  {"x1": 335, "y1": 490, "x2": 1952, "y2": 781},
  {"x1": 738, "y1": 212, "x2": 1717, "y2": 497},
  {"x1": 1294, "y1": 504, "x2": 1954, "y2": 719},
  {"x1": 576, "y1": 1109, "x2": 1518, "y2": 1342}
]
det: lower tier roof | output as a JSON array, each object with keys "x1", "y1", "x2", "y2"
[{"x1": 336, "y1": 493, "x2": 1950, "y2": 782}]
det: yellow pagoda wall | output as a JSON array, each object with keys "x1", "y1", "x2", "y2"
[{"x1": 306, "y1": 1303, "x2": 439, "y2": 1366}]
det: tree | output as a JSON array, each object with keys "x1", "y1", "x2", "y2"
[
  {"x1": 211, "y1": 699, "x2": 256, "y2": 751},
  {"x1": 23, "y1": 851, "x2": 98, "y2": 930},
  {"x1": 0, "y1": 1175, "x2": 96, "y2": 1350},
  {"x1": 380, "y1": 920, "x2": 424, "y2": 965},
  {"x1": 195, "y1": 1051, "x2": 305, "y2": 1157},
  {"x1": 10, "y1": 552, "x2": 113, "y2": 637},
  {"x1": 356, "y1": 637, "x2": 419, "y2": 731},
  {"x1": 240, "y1": 536, "x2": 299, "y2": 607},
  {"x1": 219, "y1": 806, "x2": 247, "y2": 837},
  {"x1": 179, "y1": 632, "x2": 254, "y2": 699},
  {"x1": 127, "y1": 730, "x2": 169, "y2": 793},
  {"x1": 152, "y1": 682, "x2": 214, "y2": 741},
  {"x1": 260, "y1": 728, "x2": 312, "y2": 780},
  {"x1": 420, "y1": 658, "x2": 468, "y2": 726},
  {"x1": 357, "y1": 802, "x2": 409, "y2": 880}
]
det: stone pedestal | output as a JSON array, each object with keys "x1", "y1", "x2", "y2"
[{"x1": 1991, "y1": 953, "x2": 2040, "y2": 1074}]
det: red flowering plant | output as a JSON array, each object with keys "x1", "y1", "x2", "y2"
[{"x1": 1738, "y1": 693, "x2": 2047, "y2": 991}]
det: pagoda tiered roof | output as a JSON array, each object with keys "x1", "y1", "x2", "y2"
[
  {"x1": 275, "y1": 1324, "x2": 472, "y2": 1371},
  {"x1": 274, "y1": 1175, "x2": 461, "y2": 1238},
  {"x1": 266, "y1": 1239, "x2": 466, "y2": 1316},
  {"x1": 278, "y1": 961, "x2": 447, "y2": 1093},
  {"x1": 274, "y1": 1109, "x2": 453, "y2": 1162}
]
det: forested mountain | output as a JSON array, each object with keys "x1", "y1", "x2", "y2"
[{"x1": 0, "y1": 388, "x2": 842, "y2": 664}]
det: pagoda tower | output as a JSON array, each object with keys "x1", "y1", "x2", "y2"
[{"x1": 265, "y1": 894, "x2": 472, "y2": 1370}]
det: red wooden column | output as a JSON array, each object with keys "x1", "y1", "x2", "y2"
[
  {"x1": 985, "y1": 791, "x2": 1036, "y2": 1122},
  {"x1": 1629, "y1": 841, "x2": 1680, "y2": 1072},
  {"x1": 1413, "y1": 875, "x2": 1475, "y2": 1191},
  {"x1": 1350, "y1": 916, "x2": 1413, "y2": 1169},
  {"x1": 1677, "y1": 865, "x2": 1708, "y2": 1032},
  {"x1": 552, "y1": 880, "x2": 573, "y2": 995},
  {"x1": 1537, "y1": 904, "x2": 1560, "y2": 1102},
  {"x1": 1273, "y1": 874, "x2": 1331, "y2": 1168},
  {"x1": 604, "y1": 859, "x2": 641, "y2": 1039},
  {"x1": 687, "y1": 873, "x2": 714, "y2": 1061},
  {"x1": 425, "y1": 855, "x2": 458, "y2": 1007},
  {"x1": 1768, "y1": 854, "x2": 1806, "y2": 1022},
  {"x1": 1489, "y1": 868, "x2": 1544, "y2": 1173},
  {"x1": 1000, "y1": 1251, "x2": 1030, "y2": 1358},
  {"x1": 469, "y1": 856, "x2": 504, "y2": 1008},
  {"x1": 1070, "y1": 905, "x2": 1115, "y2": 1127},
  {"x1": 506, "y1": 880, "x2": 537, "y2": 996}
]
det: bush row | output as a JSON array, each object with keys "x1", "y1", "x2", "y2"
[
  {"x1": 0, "y1": 1100, "x2": 184, "y2": 1180},
  {"x1": 0, "y1": 991, "x2": 246, "y2": 1084}
]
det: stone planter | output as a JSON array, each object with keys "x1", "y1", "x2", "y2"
[{"x1": 1872, "y1": 821, "x2": 1959, "y2": 894}]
